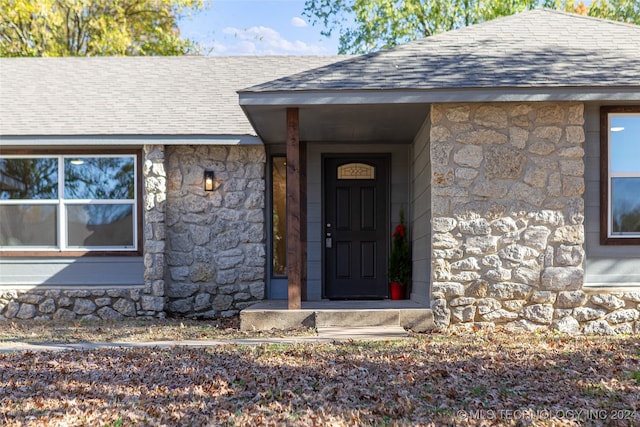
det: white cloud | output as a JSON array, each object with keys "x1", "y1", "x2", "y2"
[
  {"x1": 204, "y1": 25, "x2": 330, "y2": 56},
  {"x1": 291, "y1": 16, "x2": 307, "y2": 28}
]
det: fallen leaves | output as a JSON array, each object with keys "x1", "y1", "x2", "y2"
[
  {"x1": 0, "y1": 317, "x2": 314, "y2": 344},
  {"x1": 0, "y1": 330, "x2": 638, "y2": 426}
]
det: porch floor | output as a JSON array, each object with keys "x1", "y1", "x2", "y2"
[{"x1": 240, "y1": 299, "x2": 434, "y2": 332}]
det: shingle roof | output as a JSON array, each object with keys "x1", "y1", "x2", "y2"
[
  {"x1": 3, "y1": 10, "x2": 638, "y2": 139},
  {"x1": 242, "y1": 9, "x2": 640, "y2": 93},
  {"x1": 0, "y1": 56, "x2": 345, "y2": 136}
]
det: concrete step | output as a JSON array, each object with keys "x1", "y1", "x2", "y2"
[
  {"x1": 240, "y1": 301, "x2": 435, "y2": 333},
  {"x1": 315, "y1": 310, "x2": 399, "y2": 328}
]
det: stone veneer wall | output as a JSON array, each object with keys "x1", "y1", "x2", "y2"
[
  {"x1": 430, "y1": 102, "x2": 640, "y2": 335},
  {"x1": 141, "y1": 144, "x2": 169, "y2": 316},
  {"x1": 164, "y1": 145, "x2": 266, "y2": 318},
  {"x1": 0, "y1": 145, "x2": 169, "y2": 321}
]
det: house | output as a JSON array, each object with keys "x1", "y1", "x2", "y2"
[{"x1": 1, "y1": 9, "x2": 639, "y2": 334}]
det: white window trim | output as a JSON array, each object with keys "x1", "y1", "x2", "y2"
[{"x1": 0, "y1": 153, "x2": 138, "y2": 252}]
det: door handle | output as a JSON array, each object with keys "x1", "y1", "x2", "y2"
[{"x1": 325, "y1": 232, "x2": 332, "y2": 248}]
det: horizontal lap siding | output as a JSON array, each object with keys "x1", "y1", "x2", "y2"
[
  {"x1": 411, "y1": 116, "x2": 431, "y2": 305},
  {"x1": 0, "y1": 258, "x2": 144, "y2": 287}
]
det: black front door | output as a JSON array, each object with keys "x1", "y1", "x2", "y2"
[{"x1": 324, "y1": 155, "x2": 389, "y2": 299}]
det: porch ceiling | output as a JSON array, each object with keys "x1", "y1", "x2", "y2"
[{"x1": 242, "y1": 103, "x2": 429, "y2": 144}]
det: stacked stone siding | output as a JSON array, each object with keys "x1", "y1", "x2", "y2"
[
  {"x1": 430, "y1": 102, "x2": 639, "y2": 334},
  {"x1": 141, "y1": 144, "x2": 169, "y2": 316},
  {"x1": 0, "y1": 288, "x2": 153, "y2": 321},
  {"x1": 165, "y1": 145, "x2": 266, "y2": 318}
]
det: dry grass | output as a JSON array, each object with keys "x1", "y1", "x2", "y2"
[
  {"x1": 1, "y1": 328, "x2": 639, "y2": 426},
  {"x1": 0, "y1": 316, "x2": 313, "y2": 344}
]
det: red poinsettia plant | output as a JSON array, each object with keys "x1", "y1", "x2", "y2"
[{"x1": 388, "y1": 209, "x2": 411, "y2": 286}]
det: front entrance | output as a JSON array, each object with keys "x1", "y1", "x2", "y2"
[{"x1": 323, "y1": 155, "x2": 389, "y2": 299}]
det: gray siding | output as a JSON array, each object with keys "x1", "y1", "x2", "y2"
[
  {"x1": 584, "y1": 102, "x2": 640, "y2": 285},
  {"x1": 0, "y1": 257, "x2": 144, "y2": 287},
  {"x1": 410, "y1": 116, "x2": 431, "y2": 305},
  {"x1": 306, "y1": 143, "x2": 411, "y2": 300}
]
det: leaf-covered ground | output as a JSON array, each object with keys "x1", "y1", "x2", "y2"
[
  {"x1": 1, "y1": 330, "x2": 639, "y2": 426},
  {"x1": 0, "y1": 317, "x2": 313, "y2": 344}
]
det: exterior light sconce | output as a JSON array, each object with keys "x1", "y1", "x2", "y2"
[{"x1": 204, "y1": 170, "x2": 215, "y2": 192}]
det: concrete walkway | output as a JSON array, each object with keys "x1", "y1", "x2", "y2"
[{"x1": 0, "y1": 326, "x2": 409, "y2": 353}]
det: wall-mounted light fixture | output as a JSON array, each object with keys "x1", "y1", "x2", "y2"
[{"x1": 204, "y1": 170, "x2": 214, "y2": 192}]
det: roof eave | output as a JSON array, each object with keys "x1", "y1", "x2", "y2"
[
  {"x1": 239, "y1": 86, "x2": 640, "y2": 106},
  {"x1": 0, "y1": 134, "x2": 262, "y2": 145}
]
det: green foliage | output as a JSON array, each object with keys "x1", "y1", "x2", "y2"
[
  {"x1": 0, "y1": 0, "x2": 204, "y2": 57},
  {"x1": 304, "y1": 0, "x2": 640, "y2": 54},
  {"x1": 588, "y1": 0, "x2": 640, "y2": 25},
  {"x1": 388, "y1": 208, "x2": 411, "y2": 285}
]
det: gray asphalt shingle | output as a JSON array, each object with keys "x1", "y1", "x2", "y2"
[
  {"x1": 243, "y1": 9, "x2": 640, "y2": 93},
  {"x1": 0, "y1": 56, "x2": 345, "y2": 136},
  {"x1": 2, "y1": 9, "x2": 638, "y2": 138}
]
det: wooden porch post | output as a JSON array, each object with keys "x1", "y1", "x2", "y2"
[{"x1": 286, "y1": 108, "x2": 307, "y2": 309}]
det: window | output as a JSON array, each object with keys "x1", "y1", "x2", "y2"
[
  {"x1": 0, "y1": 153, "x2": 140, "y2": 254},
  {"x1": 272, "y1": 156, "x2": 287, "y2": 276},
  {"x1": 337, "y1": 163, "x2": 376, "y2": 180},
  {"x1": 601, "y1": 106, "x2": 640, "y2": 245}
]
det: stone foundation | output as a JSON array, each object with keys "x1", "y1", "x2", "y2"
[
  {"x1": 551, "y1": 290, "x2": 640, "y2": 334},
  {"x1": 0, "y1": 288, "x2": 160, "y2": 321}
]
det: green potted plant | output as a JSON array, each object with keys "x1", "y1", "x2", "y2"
[{"x1": 388, "y1": 208, "x2": 411, "y2": 300}]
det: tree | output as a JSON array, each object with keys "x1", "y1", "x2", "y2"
[
  {"x1": 588, "y1": 0, "x2": 640, "y2": 25},
  {"x1": 0, "y1": 0, "x2": 204, "y2": 57},
  {"x1": 304, "y1": 0, "x2": 640, "y2": 54}
]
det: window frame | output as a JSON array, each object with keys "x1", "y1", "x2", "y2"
[
  {"x1": 0, "y1": 149, "x2": 143, "y2": 257},
  {"x1": 600, "y1": 106, "x2": 640, "y2": 245}
]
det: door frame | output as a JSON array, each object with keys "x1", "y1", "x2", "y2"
[{"x1": 321, "y1": 153, "x2": 391, "y2": 299}]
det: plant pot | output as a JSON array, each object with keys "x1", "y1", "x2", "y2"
[{"x1": 389, "y1": 282, "x2": 405, "y2": 300}]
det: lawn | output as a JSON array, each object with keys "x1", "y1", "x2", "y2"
[
  {"x1": 0, "y1": 317, "x2": 312, "y2": 344},
  {"x1": 0, "y1": 321, "x2": 639, "y2": 426}
]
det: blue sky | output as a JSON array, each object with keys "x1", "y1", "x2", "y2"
[
  {"x1": 178, "y1": 0, "x2": 594, "y2": 56},
  {"x1": 178, "y1": 0, "x2": 340, "y2": 55}
]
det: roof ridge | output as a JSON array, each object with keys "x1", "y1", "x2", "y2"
[
  {"x1": 381, "y1": 9, "x2": 535, "y2": 52},
  {"x1": 534, "y1": 7, "x2": 640, "y2": 29},
  {"x1": 0, "y1": 55, "x2": 351, "y2": 62},
  {"x1": 385, "y1": 7, "x2": 640, "y2": 52}
]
